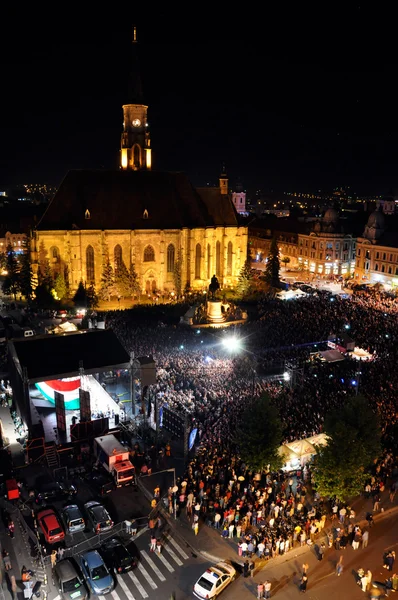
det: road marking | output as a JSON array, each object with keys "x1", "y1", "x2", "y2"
[
  {"x1": 127, "y1": 571, "x2": 149, "y2": 598},
  {"x1": 163, "y1": 544, "x2": 183, "y2": 566},
  {"x1": 157, "y1": 552, "x2": 174, "y2": 573},
  {"x1": 53, "y1": 596, "x2": 61, "y2": 600},
  {"x1": 116, "y1": 574, "x2": 137, "y2": 600},
  {"x1": 141, "y1": 550, "x2": 166, "y2": 581},
  {"x1": 163, "y1": 533, "x2": 189, "y2": 560},
  {"x1": 111, "y1": 589, "x2": 123, "y2": 600},
  {"x1": 137, "y1": 562, "x2": 158, "y2": 590}
]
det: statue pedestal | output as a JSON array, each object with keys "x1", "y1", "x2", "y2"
[{"x1": 207, "y1": 300, "x2": 225, "y2": 324}]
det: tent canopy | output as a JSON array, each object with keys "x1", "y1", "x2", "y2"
[
  {"x1": 286, "y1": 438, "x2": 316, "y2": 457},
  {"x1": 305, "y1": 433, "x2": 329, "y2": 447},
  {"x1": 319, "y1": 349, "x2": 345, "y2": 362}
]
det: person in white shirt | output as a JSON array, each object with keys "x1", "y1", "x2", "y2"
[
  {"x1": 257, "y1": 541, "x2": 265, "y2": 557},
  {"x1": 264, "y1": 580, "x2": 272, "y2": 598}
]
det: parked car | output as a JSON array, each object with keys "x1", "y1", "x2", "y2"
[
  {"x1": 193, "y1": 561, "x2": 236, "y2": 599},
  {"x1": 100, "y1": 537, "x2": 138, "y2": 574},
  {"x1": 37, "y1": 508, "x2": 65, "y2": 545},
  {"x1": 84, "y1": 500, "x2": 114, "y2": 534},
  {"x1": 85, "y1": 470, "x2": 115, "y2": 496},
  {"x1": 35, "y1": 476, "x2": 77, "y2": 506},
  {"x1": 53, "y1": 559, "x2": 88, "y2": 600},
  {"x1": 79, "y1": 550, "x2": 114, "y2": 596},
  {"x1": 60, "y1": 505, "x2": 85, "y2": 534}
]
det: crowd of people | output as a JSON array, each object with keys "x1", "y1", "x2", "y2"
[{"x1": 105, "y1": 287, "x2": 398, "y2": 449}]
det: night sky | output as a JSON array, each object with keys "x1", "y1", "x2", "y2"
[{"x1": 1, "y1": 10, "x2": 396, "y2": 196}]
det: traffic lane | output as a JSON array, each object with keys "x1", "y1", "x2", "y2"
[
  {"x1": 132, "y1": 527, "x2": 211, "y2": 600},
  {"x1": 219, "y1": 512, "x2": 398, "y2": 600}
]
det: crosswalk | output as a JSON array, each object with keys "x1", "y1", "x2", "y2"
[{"x1": 51, "y1": 533, "x2": 190, "y2": 600}]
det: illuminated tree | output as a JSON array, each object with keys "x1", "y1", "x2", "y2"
[
  {"x1": 99, "y1": 258, "x2": 116, "y2": 301},
  {"x1": 173, "y1": 249, "x2": 183, "y2": 297},
  {"x1": 54, "y1": 271, "x2": 68, "y2": 301}
]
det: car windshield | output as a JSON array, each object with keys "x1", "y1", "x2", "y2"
[
  {"x1": 197, "y1": 576, "x2": 213, "y2": 591},
  {"x1": 49, "y1": 526, "x2": 63, "y2": 536},
  {"x1": 215, "y1": 565, "x2": 230, "y2": 575},
  {"x1": 71, "y1": 519, "x2": 84, "y2": 527},
  {"x1": 63, "y1": 577, "x2": 82, "y2": 592},
  {"x1": 91, "y1": 565, "x2": 108, "y2": 580}
]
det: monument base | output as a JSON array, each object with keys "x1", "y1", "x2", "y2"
[{"x1": 206, "y1": 300, "x2": 226, "y2": 324}]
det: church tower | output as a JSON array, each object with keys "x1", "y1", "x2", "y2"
[
  {"x1": 219, "y1": 163, "x2": 228, "y2": 195},
  {"x1": 120, "y1": 27, "x2": 152, "y2": 171}
]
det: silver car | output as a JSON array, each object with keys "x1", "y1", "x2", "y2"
[{"x1": 61, "y1": 505, "x2": 85, "y2": 534}]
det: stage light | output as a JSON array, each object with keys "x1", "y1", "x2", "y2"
[
  {"x1": 222, "y1": 336, "x2": 241, "y2": 351},
  {"x1": 283, "y1": 372, "x2": 290, "y2": 381}
]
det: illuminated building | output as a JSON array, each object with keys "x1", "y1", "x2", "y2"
[
  {"x1": 355, "y1": 208, "x2": 398, "y2": 289},
  {"x1": 31, "y1": 29, "x2": 247, "y2": 294}
]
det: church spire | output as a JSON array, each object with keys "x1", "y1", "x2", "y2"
[
  {"x1": 120, "y1": 26, "x2": 151, "y2": 171},
  {"x1": 219, "y1": 163, "x2": 228, "y2": 195},
  {"x1": 127, "y1": 25, "x2": 144, "y2": 104}
]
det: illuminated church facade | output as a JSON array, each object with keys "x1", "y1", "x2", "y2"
[{"x1": 32, "y1": 30, "x2": 248, "y2": 296}]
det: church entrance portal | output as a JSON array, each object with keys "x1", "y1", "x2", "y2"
[{"x1": 145, "y1": 279, "x2": 157, "y2": 293}]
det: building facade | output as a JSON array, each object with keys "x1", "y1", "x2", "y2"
[
  {"x1": 250, "y1": 208, "x2": 357, "y2": 278},
  {"x1": 355, "y1": 209, "x2": 398, "y2": 289}
]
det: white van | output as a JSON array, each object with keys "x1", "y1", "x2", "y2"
[{"x1": 23, "y1": 328, "x2": 35, "y2": 337}]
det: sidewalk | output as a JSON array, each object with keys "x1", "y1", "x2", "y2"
[{"x1": 158, "y1": 492, "x2": 398, "y2": 571}]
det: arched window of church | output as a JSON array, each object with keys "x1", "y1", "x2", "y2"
[
  {"x1": 167, "y1": 244, "x2": 175, "y2": 272},
  {"x1": 86, "y1": 245, "x2": 95, "y2": 283},
  {"x1": 144, "y1": 245, "x2": 155, "y2": 262},
  {"x1": 50, "y1": 246, "x2": 60, "y2": 262},
  {"x1": 114, "y1": 244, "x2": 122, "y2": 270},
  {"x1": 207, "y1": 244, "x2": 211, "y2": 279},
  {"x1": 227, "y1": 241, "x2": 233, "y2": 276},
  {"x1": 195, "y1": 244, "x2": 201, "y2": 279},
  {"x1": 216, "y1": 241, "x2": 221, "y2": 277}
]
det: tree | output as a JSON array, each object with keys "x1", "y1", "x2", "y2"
[
  {"x1": 73, "y1": 281, "x2": 88, "y2": 307},
  {"x1": 264, "y1": 236, "x2": 280, "y2": 287},
  {"x1": 281, "y1": 256, "x2": 291, "y2": 271},
  {"x1": 86, "y1": 283, "x2": 99, "y2": 308},
  {"x1": 0, "y1": 251, "x2": 6, "y2": 272},
  {"x1": 128, "y1": 263, "x2": 141, "y2": 299},
  {"x1": 236, "y1": 256, "x2": 254, "y2": 297},
  {"x1": 54, "y1": 271, "x2": 68, "y2": 302},
  {"x1": 2, "y1": 243, "x2": 20, "y2": 299},
  {"x1": 18, "y1": 248, "x2": 34, "y2": 302},
  {"x1": 234, "y1": 394, "x2": 283, "y2": 473},
  {"x1": 99, "y1": 258, "x2": 116, "y2": 301},
  {"x1": 173, "y1": 249, "x2": 183, "y2": 297},
  {"x1": 114, "y1": 260, "x2": 131, "y2": 298},
  {"x1": 313, "y1": 395, "x2": 382, "y2": 502}
]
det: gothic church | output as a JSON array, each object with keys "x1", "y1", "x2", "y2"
[{"x1": 32, "y1": 30, "x2": 248, "y2": 296}]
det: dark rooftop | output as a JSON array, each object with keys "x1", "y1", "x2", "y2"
[
  {"x1": 8, "y1": 329, "x2": 130, "y2": 382},
  {"x1": 36, "y1": 170, "x2": 239, "y2": 231}
]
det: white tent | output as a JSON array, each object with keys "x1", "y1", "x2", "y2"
[{"x1": 305, "y1": 433, "x2": 329, "y2": 448}]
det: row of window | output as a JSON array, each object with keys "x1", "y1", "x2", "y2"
[
  {"x1": 357, "y1": 248, "x2": 397, "y2": 262},
  {"x1": 53, "y1": 242, "x2": 234, "y2": 283},
  {"x1": 357, "y1": 259, "x2": 398, "y2": 275},
  {"x1": 298, "y1": 239, "x2": 353, "y2": 251}
]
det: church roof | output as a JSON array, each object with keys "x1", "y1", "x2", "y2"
[{"x1": 36, "y1": 170, "x2": 240, "y2": 231}]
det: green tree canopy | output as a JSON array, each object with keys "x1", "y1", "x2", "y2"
[
  {"x1": 313, "y1": 394, "x2": 382, "y2": 502},
  {"x1": 2, "y1": 243, "x2": 20, "y2": 299},
  {"x1": 54, "y1": 271, "x2": 68, "y2": 302},
  {"x1": 114, "y1": 260, "x2": 131, "y2": 298},
  {"x1": 173, "y1": 249, "x2": 183, "y2": 297},
  {"x1": 99, "y1": 258, "x2": 116, "y2": 301},
  {"x1": 18, "y1": 247, "x2": 33, "y2": 302},
  {"x1": 234, "y1": 394, "x2": 283, "y2": 473},
  {"x1": 236, "y1": 256, "x2": 254, "y2": 297},
  {"x1": 264, "y1": 236, "x2": 280, "y2": 287}
]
